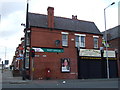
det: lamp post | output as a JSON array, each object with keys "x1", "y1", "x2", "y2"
[{"x1": 104, "y1": 2, "x2": 115, "y2": 79}]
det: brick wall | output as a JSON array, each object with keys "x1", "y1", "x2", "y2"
[
  {"x1": 30, "y1": 27, "x2": 102, "y2": 79},
  {"x1": 108, "y1": 38, "x2": 120, "y2": 77}
]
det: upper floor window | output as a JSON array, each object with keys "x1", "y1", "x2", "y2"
[
  {"x1": 93, "y1": 36, "x2": 99, "y2": 48},
  {"x1": 62, "y1": 32, "x2": 69, "y2": 46},
  {"x1": 75, "y1": 36, "x2": 79, "y2": 47},
  {"x1": 81, "y1": 36, "x2": 85, "y2": 47},
  {"x1": 75, "y1": 34, "x2": 86, "y2": 48}
]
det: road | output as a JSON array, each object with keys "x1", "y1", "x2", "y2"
[{"x1": 1, "y1": 70, "x2": 120, "y2": 89}]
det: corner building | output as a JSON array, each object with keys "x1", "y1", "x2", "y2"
[{"x1": 26, "y1": 7, "x2": 104, "y2": 79}]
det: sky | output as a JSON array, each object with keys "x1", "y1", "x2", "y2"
[{"x1": 0, "y1": 0, "x2": 119, "y2": 65}]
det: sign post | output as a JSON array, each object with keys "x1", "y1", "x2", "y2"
[
  {"x1": 30, "y1": 49, "x2": 35, "y2": 80},
  {"x1": 31, "y1": 57, "x2": 34, "y2": 80}
]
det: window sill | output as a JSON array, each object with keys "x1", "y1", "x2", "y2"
[
  {"x1": 93, "y1": 48, "x2": 99, "y2": 50},
  {"x1": 62, "y1": 46, "x2": 69, "y2": 48},
  {"x1": 80, "y1": 47, "x2": 86, "y2": 49},
  {"x1": 75, "y1": 47, "x2": 86, "y2": 49}
]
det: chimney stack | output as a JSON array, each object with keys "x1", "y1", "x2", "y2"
[
  {"x1": 72, "y1": 15, "x2": 77, "y2": 20},
  {"x1": 47, "y1": 7, "x2": 54, "y2": 29}
]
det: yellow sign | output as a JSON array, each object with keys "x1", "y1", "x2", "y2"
[{"x1": 32, "y1": 68, "x2": 34, "y2": 71}]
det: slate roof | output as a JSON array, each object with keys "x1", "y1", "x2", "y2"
[
  {"x1": 28, "y1": 12, "x2": 102, "y2": 35},
  {"x1": 102, "y1": 25, "x2": 120, "y2": 41}
]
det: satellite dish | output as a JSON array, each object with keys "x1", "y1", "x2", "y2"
[{"x1": 55, "y1": 40, "x2": 60, "y2": 47}]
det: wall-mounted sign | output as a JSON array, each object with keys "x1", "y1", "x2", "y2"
[
  {"x1": 80, "y1": 49, "x2": 115, "y2": 57},
  {"x1": 80, "y1": 49, "x2": 101, "y2": 57},
  {"x1": 61, "y1": 58, "x2": 70, "y2": 72},
  {"x1": 35, "y1": 55, "x2": 40, "y2": 57},
  {"x1": 32, "y1": 48, "x2": 64, "y2": 53},
  {"x1": 43, "y1": 55, "x2": 47, "y2": 57},
  {"x1": 104, "y1": 50, "x2": 115, "y2": 57}
]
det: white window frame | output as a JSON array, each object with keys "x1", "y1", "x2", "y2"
[
  {"x1": 81, "y1": 36, "x2": 85, "y2": 47},
  {"x1": 75, "y1": 36, "x2": 79, "y2": 47},
  {"x1": 93, "y1": 36, "x2": 99, "y2": 48},
  {"x1": 62, "y1": 32, "x2": 69, "y2": 46},
  {"x1": 75, "y1": 34, "x2": 86, "y2": 48}
]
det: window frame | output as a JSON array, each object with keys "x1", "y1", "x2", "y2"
[
  {"x1": 75, "y1": 34, "x2": 86, "y2": 48},
  {"x1": 93, "y1": 36, "x2": 99, "y2": 48},
  {"x1": 61, "y1": 32, "x2": 69, "y2": 47}
]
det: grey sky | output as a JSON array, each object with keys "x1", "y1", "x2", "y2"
[
  {"x1": 1, "y1": 2, "x2": 25, "y2": 17},
  {"x1": 0, "y1": 0, "x2": 119, "y2": 65}
]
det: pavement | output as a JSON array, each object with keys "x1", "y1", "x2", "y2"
[
  {"x1": 2, "y1": 69, "x2": 25, "y2": 83},
  {"x1": 1, "y1": 69, "x2": 120, "y2": 89}
]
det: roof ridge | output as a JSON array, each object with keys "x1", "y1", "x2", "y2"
[
  {"x1": 29, "y1": 12, "x2": 93, "y2": 23},
  {"x1": 28, "y1": 12, "x2": 101, "y2": 35},
  {"x1": 55, "y1": 16, "x2": 94, "y2": 23},
  {"x1": 29, "y1": 12, "x2": 47, "y2": 16},
  {"x1": 107, "y1": 25, "x2": 120, "y2": 31}
]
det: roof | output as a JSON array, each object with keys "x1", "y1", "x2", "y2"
[
  {"x1": 102, "y1": 25, "x2": 120, "y2": 41},
  {"x1": 28, "y1": 12, "x2": 102, "y2": 35}
]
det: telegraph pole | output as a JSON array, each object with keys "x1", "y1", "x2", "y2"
[{"x1": 22, "y1": 0, "x2": 29, "y2": 80}]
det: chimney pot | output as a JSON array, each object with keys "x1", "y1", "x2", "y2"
[
  {"x1": 47, "y1": 7, "x2": 54, "y2": 11},
  {"x1": 72, "y1": 15, "x2": 77, "y2": 20}
]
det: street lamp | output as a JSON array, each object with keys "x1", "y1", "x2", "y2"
[{"x1": 104, "y1": 2, "x2": 115, "y2": 79}]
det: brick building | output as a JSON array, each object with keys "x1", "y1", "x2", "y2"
[
  {"x1": 102, "y1": 25, "x2": 120, "y2": 77},
  {"x1": 12, "y1": 7, "x2": 118, "y2": 79},
  {"x1": 11, "y1": 38, "x2": 24, "y2": 76},
  {"x1": 27, "y1": 7, "x2": 104, "y2": 79}
]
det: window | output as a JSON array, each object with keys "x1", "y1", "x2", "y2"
[
  {"x1": 81, "y1": 36, "x2": 85, "y2": 47},
  {"x1": 62, "y1": 32, "x2": 68, "y2": 46},
  {"x1": 75, "y1": 34, "x2": 86, "y2": 48},
  {"x1": 75, "y1": 36, "x2": 79, "y2": 47},
  {"x1": 94, "y1": 37, "x2": 98, "y2": 48}
]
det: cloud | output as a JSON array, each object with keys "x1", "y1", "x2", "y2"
[
  {"x1": 29, "y1": 0, "x2": 107, "y2": 31},
  {"x1": 0, "y1": 1, "x2": 25, "y2": 64},
  {"x1": 0, "y1": 29, "x2": 24, "y2": 64},
  {"x1": 119, "y1": 1, "x2": 120, "y2": 25},
  {"x1": 0, "y1": 11, "x2": 25, "y2": 38},
  {"x1": 1, "y1": 2, "x2": 26, "y2": 17},
  {"x1": 0, "y1": 0, "x2": 119, "y2": 65}
]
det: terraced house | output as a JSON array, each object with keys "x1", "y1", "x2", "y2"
[{"x1": 12, "y1": 7, "x2": 118, "y2": 80}]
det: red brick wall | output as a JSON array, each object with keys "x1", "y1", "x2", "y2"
[
  {"x1": 85, "y1": 34, "x2": 102, "y2": 49},
  {"x1": 108, "y1": 38, "x2": 120, "y2": 77},
  {"x1": 30, "y1": 27, "x2": 103, "y2": 79},
  {"x1": 108, "y1": 38, "x2": 119, "y2": 49}
]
